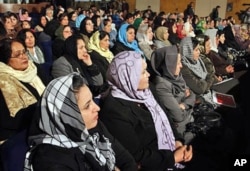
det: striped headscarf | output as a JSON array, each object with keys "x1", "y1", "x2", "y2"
[{"x1": 24, "y1": 73, "x2": 115, "y2": 171}]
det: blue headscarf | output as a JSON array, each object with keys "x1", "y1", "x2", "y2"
[
  {"x1": 75, "y1": 14, "x2": 86, "y2": 29},
  {"x1": 118, "y1": 23, "x2": 143, "y2": 53}
]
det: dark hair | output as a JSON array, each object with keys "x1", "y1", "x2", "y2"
[
  {"x1": 80, "y1": 17, "x2": 93, "y2": 36},
  {"x1": 125, "y1": 13, "x2": 133, "y2": 20},
  {"x1": 216, "y1": 29, "x2": 224, "y2": 37},
  {"x1": 72, "y1": 75, "x2": 86, "y2": 93},
  {"x1": 0, "y1": 38, "x2": 23, "y2": 64},
  {"x1": 99, "y1": 30, "x2": 110, "y2": 40},
  {"x1": 191, "y1": 37, "x2": 199, "y2": 50},
  {"x1": 21, "y1": 8, "x2": 29, "y2": 15},
  {"x1": 126, "y1": 24, "x2": 135, "y2": 32},
  {"x1": 16, "y1": 29, "x2": 37, "y2": 48},
  {"x1": 196, "y1": 34, "x2": 210, "y2": 52},
  {"x1": 21, "y1": 20, "x2": 32, "y2": 28},
  {"x1": 58, "y1": 12, "x2": 68, "y2": 22},
  {"x1": 103, "y1": 18, "x2": 111, "y2": 27}
]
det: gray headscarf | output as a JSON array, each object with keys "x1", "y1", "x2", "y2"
[{"x1": 180, "y1": 37, "x2": 208, "y2": 80}]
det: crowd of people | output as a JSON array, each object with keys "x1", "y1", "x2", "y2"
[{"x1": 0, "y1": 1, "x2": 250, "y2": 171}]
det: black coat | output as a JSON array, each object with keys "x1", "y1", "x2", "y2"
[
  {"x1": 30, "y1": 122, "x2": 137, "y2": 171},
  {"x1": 99, "y1": 90, "x2": 183, "y2": 171}
]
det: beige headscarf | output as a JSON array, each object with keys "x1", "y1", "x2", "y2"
[
  {"x1": 88, "y1": 31, "x2": 114, "y2": 63},
  {"x1": 0, "y1": 61, "x2": 45, "y2": 117},
  {"x1": 154, "y1": 26, "x2": 171, "y2": 46}
]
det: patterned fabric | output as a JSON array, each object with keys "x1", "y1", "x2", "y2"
[
  {"x1": 107, "y1": 51, "x2": 175, "y2": 151},
  {"x1": 118, "y1": 23, "x2": 143, "y2": 53},
  {"x1": 180, "y1": 37, "x2": 208, "y2": 80},
  {"x1": 24, "y1": 73, "x2": 115, "y2": 171},
  {"x1": 0, "y1": 61, "x2": 45, "y2": 117},
  {"x1": 154, "y1": 26, "x2": 171, "y2": 46}
]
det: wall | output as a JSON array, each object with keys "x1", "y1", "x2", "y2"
[{"x1": 135, "y1": 0, "x2": 160, "y2": 13}]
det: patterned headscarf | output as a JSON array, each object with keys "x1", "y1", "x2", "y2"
[
  {"x1": 24, "y1": 73, "x2": 115, "y2": 171},
  {"x1": 118, "y1": 23, "x2": 143, "y2": 53},
  {"x1": 180, "y1": 37, "x2": 208, "y2": 80},
  {"x1": 107, "y1": 51, "x2": 175, "y2": 151},
  {"x1": 154, "y1": 26, "x2": 171, "y2": 46},
  {"x1": 151, "y1": 46, "x2": 187, "y2": 95}
]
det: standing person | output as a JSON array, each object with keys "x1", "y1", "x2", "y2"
[
  {"x1": 24, "y1": 73, "x2": 137, "y2": 171},
  {"x1": 100, "y1": 51, "x2": 193, "y2": 171},
  {"x1": 210, "y1": 6, "x2": 221, "y2": 21},
  {"x1": 184, "y1": 2, "x2": 195, "y2": 20}
]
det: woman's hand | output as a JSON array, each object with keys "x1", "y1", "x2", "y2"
[
  {"x1": 179, "y1": 103, "x2": 185, "y2": 111},
  {"x1": 174, "y1": 145, "x2": 193, "y2": 163},
  {"x1": 81, "y1": 53, "x2": 93, "y2": 66},
  {"x1": 185, "y1": 89, "x2": 190, "y2": 97},
  {"x1": 226, "y1": 65, "x2": 234, "y2": 73}
]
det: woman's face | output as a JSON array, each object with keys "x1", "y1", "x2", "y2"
[
  {"x1": 71, "y1": 12, "x2": 78, "y2": 21},
  {"x1": 40, "y1": 16, "x2": 47, "y2": 27},
  {"x1": 104, "y1": 21, "x2": 112, "y2": 33},
  {"x1": 96, "y1": 17, "x2": 101, "y2": 26},
  {"x1": 4, "y1": 18, "x2": 14, "y2": 30},
  {"x1": 163, "y1": 29, "x2": 169, "y2": 40},
  {"x1": 126, "y1": 28, "x2": 135, "y2": 43},
  {"x1": 61, "y1": 16, "x2": 69, "y2": 26},
  {"x1": 137, "y1": 59, "x2": 150, "y2": 90},
  {"x1": 85, "y1": 20, "x2": 94, "y2": 33},
  {"x1": 77, "y1": 39, "x2": 88, "y2": 60},
  {"x1": 174, "y1": 54, "x2": 182, "y2": 76},
  {"x1": 22, "y1": 21, "x2": 31, "y2": 29},
  {"x1": 63, "y1": 26, "x2": 72, "y2": 39},
  {"x1": 218, "y1": 34, "x2": 225, "y2": 44},
  {"x1": 205, "y1": 39, "x2": 211, "y2": 54},
  {"x1": 8, "y1": 41, "x2": 29, "y2": 71},
  {"x1": 10, "y1": 16, "x2": 18, "y2": 27},
  {"x1": 146, "y1": 27, "x2": 153, "y2": 41},
  {"x1": 25, "y1": 31, "x2": 35, "y2": 48},
  {"x1": 76, "y1": 85, "x2": 100, "y2": 129},
  {"x1": 99, "y1": 35, "x2": 110, "y2": 50},
  {"x1": 193, "y1": 45, "x2": 200, "y2": 61}
]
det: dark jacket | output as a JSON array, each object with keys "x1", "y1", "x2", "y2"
[
  {"x1": 30, "y1": 122, "x2": 137, "y2": 171},
  {"x1": 99, "y1": 90, "x2": 183, "y2": 171},
  {"x1": 0, "y1": 64, "x2": 49, "y2": 141},
  {"x1": 111, "y1": 41, "x2": 133, "y2": 56}
]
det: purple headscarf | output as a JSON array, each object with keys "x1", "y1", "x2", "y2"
[{"x1": 107, "y1": 51, "x2": 175, "y2": 151}]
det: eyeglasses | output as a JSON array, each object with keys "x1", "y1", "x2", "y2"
[{"x1": 11, "y1": 49, "x2": 28, "y2": 58}]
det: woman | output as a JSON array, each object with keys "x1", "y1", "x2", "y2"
[
  {"x1": 91, "y1": 15, "x2": 101, "y2": 31},
  {"x1": 100, "y1": 18, "x2": 117, "y2": 49},
  {"x1": 52, "y1": 25, "x2": 73, "y2": 59},
  {"x1": 51, "y1": 34, "x2": 104, "y2": 96},
  {"x1": 17, "y1": 29, "x2": 45, "y2": 64},
  {"x1": 79, "y1": 17, "x2": 95, "y2": 50},
  {"x1": 24, "y1": 73, "x2": 137, "y2": 171},
  {"x1": 0, "y1": 38, "x2": 48, "y2": 170},
  {"x1": 111, "y1": 23, "x2": 142, "y2": 55},
  {"x1": 100, "y1": 51, "x2": 193, "y2": 171},
  {"x1": 180, "y1": 37, "x2": 214, "y2": 104},
  {"x1": 88, "y1": 31, "x2": 113, "y2": 82},
  {"x1": 55, "y1": 13, "x2": 69, "y2": 39},
  {"x1": 136, "y1": 24, "x2": 155, "y2": 60},
  {"x1": 154, "y1": 26, "x2": 171, "y2": 49},
  {"x1": 1, "y1": 13, "x2": 17, "y2": 39},
  {"x1": 151, "y1": 46, "x2": 196, "y2": 144},
  {"x1": 34, "y1": 15, "x2": 47, "y2": 33},
  {"x1": 164, "y1": 20, "x2": 181, "y2": 45}
]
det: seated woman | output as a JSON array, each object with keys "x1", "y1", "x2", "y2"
[
  {"x1": 180, "y1": 37, "x2": 215, "y2": 105},
  {"x1": 54, "y1": 13, "x2": 69, "y2": 39},
  {"x1": 17, "y1": 29, "x2": 45, "y2": 64},
  {"x1": 79, "y1": 17, "x2": 95, "y2": 50},
  {"x1": 100, "y1": 18, "x2": 117, "y2": 49},
  {"x1": 154, "y1": 26, "x2": 171, "y2": 49},
  {"x1": 52, "y1": 25, "x2": 73, "y2": 60},
  {"x1": 51, "y1": 34, "x2": 104, "y2": 96},
  {"x1": 111, "y1": 23, "x2": 142, "y2": 56},
  {"x1": 0, "y1": 38, "x2": 48, "y2": 170},
  {"x1": 136, "y1": 24, "x2": 155, "y2": 60},
  {"x1": 164, "y1": 20, "x2": 181, "y2": 45},
  {"x1": 151, "y1": 46, "x2": 196, "y2": 144},
  {"x1": 1, "y1": 13, "x2": 17, "y2": 39},
  {"x1": 205, "y1": 29, "x2": 235, "y2": 77},
  {"x1": 25, "y1": 73, "x2": 137, "y2": 171},
  {"x1": 100, "y1": 51, "x2": 193, "y2": 171},
  {"x1": 88, "y1": 30, "x2": 114, "y2": 83}
]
